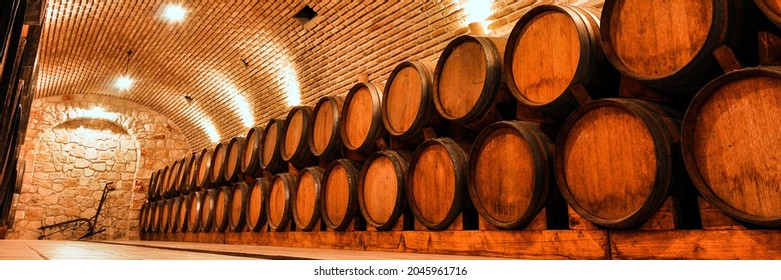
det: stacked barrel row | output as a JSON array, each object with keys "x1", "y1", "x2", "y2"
[{"x1": 140, "y1": 0, "x2": 781, "y2": 235}]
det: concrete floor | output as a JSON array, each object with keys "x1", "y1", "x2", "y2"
[{"x1": 0, "y1": 240, "x2": 501, "y2": 260}]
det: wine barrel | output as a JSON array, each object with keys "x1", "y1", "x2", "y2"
[
  {"x1": 183, "y1": 152, "x2": 199, "y2": 193},
  {"x1": 242, "y1": 126, "x2": 264, "y2": 177},
  {"x1": 224, "y1": 136, "x2": 246, "y2": 183},
  {"x1": 433, "y1": 35, "x2": 513, "y2": 131},
  {"x1": 407, "y1": 138, "x2": 472, "y2": 230},
  {"x1": 340, "y1": 82, "x2": 386, "y2": 155},
  {"x1": 292, "y1": 167, "x2": 325, "y2": 231},
  {"x1": 176, "y1": 194, "x2": 192, "y2": 233},
  {"x1": 260, "y1": 119, "x2": 286, "y2": 173},
  {"x1": 157, "y1": 166, "x2": 170, "y2": 199},
  {"x1": 170, "y1": 196, "x2": 184, "y2": 233},
  {"x1": 195, "y1": 148, "x2": 213, "y2": 189},
  {"x1": 158, "y1": 198, "x2": 172, "y2": 233},
  {"x1": 268, "y1": 173, "x2": 298, "y2": 231},
  {"x1": 382, "y1": 60, "x2": 442, "y2": 140},
  {"x1": 139, "y1": 203, "x2": 150, "y2": 233},
  {"x1": 282, "y1": 106, "x2": 317, "y2": 166},
  {"x1": 214, "y1": 186, "x2": 232, "y2": 232},
  {"x1": 756, "y1": 0, "x2": 781, "y2": 28},
  {"x1": 359, "y1": 150, "x2": 412, "y2": 230},
  {"x1": 165, "y1": 161, "x2": 181, "y2": 197},
  {"x1": 147, "y1": 170, "x2": 159, "y2": 201},
  {"x1": 210, "y1": 142, "x2": 228, "y2": 186},
  {"x1": 187, "y1": 191, "x2": 204, "y2": 232},
  {"x1": 171, "y1": 159, "x2": 184, "y2": 195},
  {"x1": 308, "y1": 96, "x2": 344, "y2": 159},
  {"x1": 147, "y1": 201, "x2": 158, "y2": 233},
  {"x1": 601, "y1": 0, "x2": 747, "y2": 95},
  {"x1": 230, "y1": 182, "x2": 249, "y2": 232},
  {"x1": 682, "y1": 66, "x2": 781, "y2": 227},
  {"x1": 555, "y1": 98, "x2": 685, "y2": 228},
  {"x1": 246, "y1": 178, "x2": 270, "y2": 232},
  {"x1": 468, "y1": 121, "x2": 555, "y2": 229},
  {"x1": 177, "y1": 155, "x2": 193, "y2": 194},
  {"x1": 506, "y1": 5, "x2": 616, "y2": 119},
  {"x1": 321, "y1": 159, "x2": 362, "y2": 230},
  {"x1": 200, "y1": 189, "x2": 218, "y2": 232}
]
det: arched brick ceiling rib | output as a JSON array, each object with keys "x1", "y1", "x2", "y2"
[{"x1": 34, "y1": 0, "x2": 603, "y2": 150}]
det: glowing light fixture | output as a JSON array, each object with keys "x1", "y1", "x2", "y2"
[
  {"x1": 284, "y1": 67, "x2": 301, "y2": 106},
  {"x1": 462, "y1": 0, "x2": 492, "y2": 34},
  {"x1": 114, "y1": 75, "x2": 134, "y2": 91},
  {"x1": 114, "y1": 50, "x2": 134, "y2": 91},
  {"x1": 79, "y1": 107, "x2": 117, "y2": 121},
  {"x1": 162, "y1": 4, "x2": 187, "y2": 23}
]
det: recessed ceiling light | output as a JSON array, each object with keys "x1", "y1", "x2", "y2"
[
  {"x1": 162, "y1": 4, "x2": 187, "y2": 23},
  {"x1": 114, "y1": 75, "x2": 134, "y2": 90}
]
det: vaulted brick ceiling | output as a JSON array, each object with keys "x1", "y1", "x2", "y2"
[{"x1": 33, "y1": 0, "x2": 599, "y2": 150}]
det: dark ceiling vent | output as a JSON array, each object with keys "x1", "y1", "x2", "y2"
[{"x1": 292, "y1": 5, "x2": 317, "y2": 26}]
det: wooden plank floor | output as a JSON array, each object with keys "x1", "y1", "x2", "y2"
[{"x1": 0, "y1": 240, "x2": 502, "y2": 260}]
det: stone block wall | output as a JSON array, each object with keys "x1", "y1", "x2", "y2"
[{"x1": 7, "y1": 94, "x2": 190, "y2": 240}]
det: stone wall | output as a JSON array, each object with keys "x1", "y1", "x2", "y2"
[{"x1": 7, "y1": 94, "x2": 190, "y2": 240}]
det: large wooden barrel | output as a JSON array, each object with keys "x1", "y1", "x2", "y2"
[
  {"x1": 187, "y1": 191, "x2": 204, "y2": 232},
  {"x1": 282, "y1": 106, "x2": 317, "y2": 166},
  {"x1": 210, "y1": 142, "x2": 228, "y2": 186},
  {"x1": 230, "y1": 182, "x2": 249, "y2": 232},
  {"x1": 170, "y1": 196, "x2": 184, "y2": 233},
  {"x1": 214, "y1": 186, "x2": 232, "y2": 232},
  {"x1": 555, "y1": 98, "x2": 685, "y2": 228},
  {"x1": 242, "y1": 126, "x2": 264, "y2": 177},
  {"x1": 321, "y1": 159, "x2": 362, "y2": 230},
  {"x1": 260, "y1": 119, "x2": 287, "y2": 173},
  {"x1": 601, "y1": 0, "x2": 747, "y2": 95},
  {"x1": 292, "y1": 167, "x2": 325, "y2": 231},
  {"x1": 246, "y1": 178, "x2": 270, "y2": 232},
  {"x1": 224, "y1": 136, "x2": 246, "y2": 183},
  {"x1": 407, "y1": 138, "x2": 473, "y2": 230},
  {"x1": 195, "y1": 148, "x2": 213, "y2": 189},
  {"x1": 157, "y1": 198, "x2": 172, "y2": 233},
  {"x1": 682, "y1": 66, "x2": 781, "y2": 227},
  {"x1": 756, "y1": 0, "x2": 781, "y2": 28},
  {"x1": 140, "y1": 203, "x2": 150, "y2": 233},
  {"x1": 359, "y1": 150, "x2": 412, "y2": 230},
  {"x1": 176, "y1": 194, "x2": 192, "y2": 233},
  {"x1": 268, "y1": 173, "x2": 297, "y2": 231},
  {"x1": 340, "y1": 82, "x2": 386, "y2": 155},
  {"x1": 147, "y1": 201, "x2": 158, "y2": 233},
  {"x1": 433, "y1": 35, "x2": 513, "y2": 131},
  {"x1": 382, "y1": 61, "x2": 442, "y2": 140},
  {"x1": 147, "y1": 170, "x2": 160, "y2": 201},
  {"x1": 177, "y1": 155, "x2": 194, "y2": 194},
  {"x1": 158, "y1": 166, "x2": 170, "y2": 199},
  {"x1": 200, "y1": 189, "x2": 218, "y2": 232},
  {"x1": 309, "y1": 96, "x2": 344, "y2": 159},
  {"x1": 183, "y1": 152, "x2": 199, "y2": 193},
  {"x1": 468, "y1": 121, "x2": 555, "y2": 229},
  {"x1": 506, "y1": 5, "x2": 616, "y2": 119},
  {"x1": 167, "y1": 160, "x2": 182, "y2": 197}
]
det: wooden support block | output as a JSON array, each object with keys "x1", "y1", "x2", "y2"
[
  {"x1": 759, "y1": 31, "x2": 781, "y2": 66},
  {"x1": 617, "y1": 75, "x2": 675, "y2": 105},
  {"x1": 639, "y1": 198, "x2": 677, "y2": 230},
  {"x1": 610, "y1": 230, "x2": 781, "y2": 259},
  {"x1": 713, "y1": 45, "x2": 743, "y2": 73},
  {"x1": 567, "y1": 206, "x2": 598, "y2": 230},
  {"x1": 698, "y1": 197, "x2": 747, "y2": 230},
  {"x1": 569, "y1": 82, "x2": 593, "y2": 106},
  {"x1": 515, "y1": 102, "x2": 557, "y2": 124}
]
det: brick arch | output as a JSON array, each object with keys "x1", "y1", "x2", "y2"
[{"x1": 8, "y1": 94, "x2": 190, "y2": 240}]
